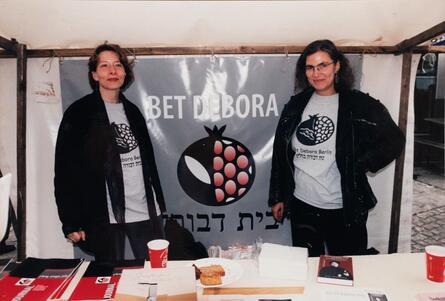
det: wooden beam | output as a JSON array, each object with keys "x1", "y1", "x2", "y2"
[
  {"x1": 16, "y1": 43, "x2": 27, "y2": 261},
  {"x1": 388, "y1": 52, "x2": 412, "y2": 254},
  {"x1": 0, "y1": 45, "x2": 443, "y2": 59},
  {"x1": 417, "y1": 45, "x2": 445, "y2": 53},
  {"x1": 395, "y1": 21, "x2": 445, "y2": 54},
  {"x1": 0, "y1": 45, "x2": 398, "y2": 58},
  {"x1": 0, "y1": 36, "x2": 17, "y2": 53}
]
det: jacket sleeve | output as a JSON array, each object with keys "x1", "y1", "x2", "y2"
[
  {"x1": 268, "y1": 102, "x2": 290, "y2": 207},
  {"x1": 54, "y1": 107, "x2": 83, "y2": 236},
  {"x1": 354, "y1": 95, "x2": 406, "y2": 174}
]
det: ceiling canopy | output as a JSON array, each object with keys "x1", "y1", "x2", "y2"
[{"x1": 0, "y1": 0, "x2": 444, "y2": 49}]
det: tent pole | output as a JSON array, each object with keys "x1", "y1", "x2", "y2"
[
  {"x1": 395, "y1": 21, "x2": 445, "y2": 54},
  {"x1": 388, "y1": 52, "x2": 412, "y2": 253},
  {"x1": 0, "y1": 36, "x2": 17, "y2": 53},
  {"x1": 16, "y1": 43, "x2": 27, "y2": 261}
]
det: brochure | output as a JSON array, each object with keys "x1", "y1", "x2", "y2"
[
  {"x1": 67, "y1": 259, "x2": 144, "y2": 301},
  {"x1": 0, "y1": 257, "x2": 82, "y2": 301}
]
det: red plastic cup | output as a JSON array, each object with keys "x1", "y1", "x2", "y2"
[
  {"x1": 147, "y1": 239, "x2": 169, "y2": 268},
  {"x1": 425, "y1": 245, "x2": 445, "y2": 282}
]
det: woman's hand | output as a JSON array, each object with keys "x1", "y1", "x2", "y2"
[
  {"x1": 67, "y1": 231, "x2": 86, "y2": 243},
  {"x1": 272, "y1": 202, "x2": 284, "y2": 222}
]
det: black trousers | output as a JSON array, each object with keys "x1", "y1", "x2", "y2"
[
  {"x1": 84, "y1": 216, "x2": 165, "y2": 262},
  {"x1": 290, "y1": 199, "x2": 368, "y2": 257}
]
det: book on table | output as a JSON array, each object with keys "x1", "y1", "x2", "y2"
[
  {"x1": 317, "y1": 255, "x2": 353, "y2": 286},
  {"x1": 66, "y1": 259, "x2": 144, "y2": 301},
  {"x1": 0, "y1": 257, "x2": 83, "y2": 301}
]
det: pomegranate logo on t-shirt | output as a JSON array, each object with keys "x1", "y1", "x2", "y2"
[
  {"x1": 297, "y1": 114, "x2": 334, "y2": 145},
  {"x1": 111, "y1": 122, "x2": 138, "y2": 154},
  {"x1": 177, "y1": 125, "x2": 255, "y2": 206}
]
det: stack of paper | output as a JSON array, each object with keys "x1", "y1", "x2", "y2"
[
  {"x1": 258, "y1": 243, "x2": 308, "y2": 281},
  {"x1": 115, "y1": 262, "x2": 197, "y2": 301},
  {"x1": 114, "y1": 268, "x2": 148, "y2": 301}
]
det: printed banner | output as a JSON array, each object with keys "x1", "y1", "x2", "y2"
[{"x1": 59, "y1": 54, "x2": 363, "y2": 251}]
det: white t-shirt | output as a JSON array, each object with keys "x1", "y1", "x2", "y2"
[
  {"x1": 292, "y1": 93, "x2": 343, "y2": 209},
  {"x1": 104, "y1": 101, "x2": 160, "y2": 223}
]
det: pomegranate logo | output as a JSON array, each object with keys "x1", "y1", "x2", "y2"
[
  {"x1": 177, "y1": 125, "x2": 255, "y2": 206},
  {"x1": 297, "y1": 114, "x2": 334, "y2": 145},
  {"x1": 111, "y1": 122, "x2": 138, "y2": 153}
]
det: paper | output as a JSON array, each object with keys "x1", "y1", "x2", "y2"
[
  {"x1": 321, "y1": 287, "x2": 391, "y2": 301},
  {"x1": 115, "y1": 268, "x2": 149, "y2": 299},
  {"x1": 139, "y1": 263, "x2": 196, "y2": 297},
  {"x1": 208, "y1": 295, "x2": 295, "y2": 301},
  {"x1": 258, "y1": 243, "x2": 308, "y2": 281},
  {"x1": 416, "y1": 292, "x2": 445, "y2": 301}
]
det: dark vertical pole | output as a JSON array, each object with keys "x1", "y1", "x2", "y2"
[
  {"x1": 388, "y1": 52, "x2": 412, "y2": 253},
  {"x1": 16, "y1": 43, "x2": 27, "y2": 260}
]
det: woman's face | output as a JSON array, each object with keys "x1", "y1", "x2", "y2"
[
  {"x1": 305, "y1": 50, "x2": 340, "y2": 96},
  {"x1": 92, "y1": 50, "x2": 126, "y2": 93}
]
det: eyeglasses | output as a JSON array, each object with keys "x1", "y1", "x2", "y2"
[{"x1": 305, "y1": 61, "x2": 335, "y2": 73}]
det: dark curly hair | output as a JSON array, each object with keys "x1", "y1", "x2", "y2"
[
  {"x1": 295, "y1": 39, "x2": 354, "y2": 93},
  {"x1": 88, "y1": 43, "x2": 134, "y2": 91}
]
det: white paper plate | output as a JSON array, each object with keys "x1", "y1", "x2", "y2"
[{"x1": 192, "y1": 257, "x2": 243, "y2": 288}]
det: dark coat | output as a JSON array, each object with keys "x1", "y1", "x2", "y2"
[
  {"x1": 268, "y1": 88, "x2": 405, "y2": 225},
  {"x1": 54, "y1": 91, "x2": 166, "y2": 236}
]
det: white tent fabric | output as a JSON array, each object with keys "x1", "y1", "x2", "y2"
[
  {"x1": 360, "y1": 54, "x2": 419, "y2": 252},
  {"x1": 26, "y1": 58, "x2": 70, "y2": 258},
  {"x1": 0, "y1": 1, "x2": 444, "y2": 49},
  {"x1": 0, "y1": 59, "x2": 17, "y2": 209}
]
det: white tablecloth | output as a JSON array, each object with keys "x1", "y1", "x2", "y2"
[
  {"x1": 197, "y1": 253, "x2": 444, "y2": 301},
  {"x1": 116, "y1": 253, "x2": 445, "y2": 301}
]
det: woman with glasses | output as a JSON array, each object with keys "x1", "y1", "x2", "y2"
[
  {"x1": 54, "y1": 43, "x2": 166, "y2": 262},
  {"x1": 268, "y1": 39, "x2": 405, "y2": 256}
]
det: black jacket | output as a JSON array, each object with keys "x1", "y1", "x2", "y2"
[
  {"x1": 54, "y1": 91, "x2": 166, "y2": 236},
  {"x1": 268, "y1": 88, "x2": 405, "y2": 225}
]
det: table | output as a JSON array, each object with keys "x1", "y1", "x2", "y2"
[
  {"x1": 117, "y1": 253, "x2": 444, "y2": 301},
  {"x1": 197, "y1": 253, "x2": 445, "y2": 301},
  {"x1": 302, "y1": 253, "x2": 444, "y2": 301}
]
